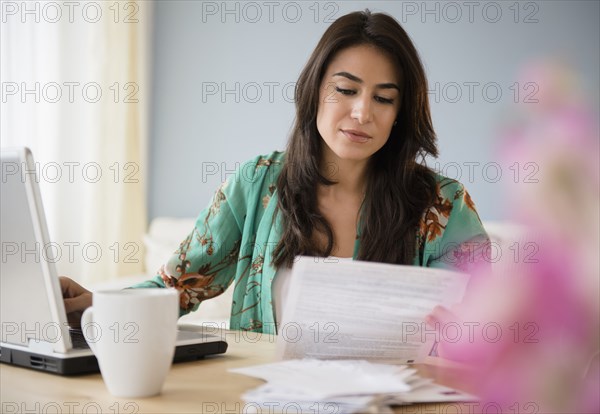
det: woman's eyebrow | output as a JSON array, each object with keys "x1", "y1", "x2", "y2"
[{"x1": 332, "y1": 71, "x2": 400, "y2": 91}]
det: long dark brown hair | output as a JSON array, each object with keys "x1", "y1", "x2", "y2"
[{"x1": 273, "y1": 9, "x2": 438, "y2": 268}]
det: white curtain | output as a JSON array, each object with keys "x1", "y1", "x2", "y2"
[{"x1": 1, "y1": 1, "x2": 152, "y2": 283}]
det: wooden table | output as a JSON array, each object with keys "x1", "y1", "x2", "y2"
[{"x1": 1, "y1": 326, "x2": 481, "y2": 413}]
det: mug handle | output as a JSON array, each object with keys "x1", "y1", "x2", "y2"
[{"x1": 80, "y1": 307, "x2": 98, "y2": 354}]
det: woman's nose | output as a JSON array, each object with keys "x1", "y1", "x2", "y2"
[{"x1": 351, "y1": 95, "x2": 373, "y2": 124}]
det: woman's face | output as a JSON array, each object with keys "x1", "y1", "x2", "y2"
[{"x1": 316, "y1": 44, "x2": 401, "y2": 165}]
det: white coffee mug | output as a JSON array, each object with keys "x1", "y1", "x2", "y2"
[{"x1": 81, "y1": 289, "x2": 179, "y2": 398}]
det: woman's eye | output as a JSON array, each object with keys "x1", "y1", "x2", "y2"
[
  {"x1": 335, "y1": 87, "x2": 355, "y2": 95},
  {"x1": 375, "y1": 96, "x2": 395, "y2": 104}
]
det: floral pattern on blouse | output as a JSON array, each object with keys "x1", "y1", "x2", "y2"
[
  {"x1": 131, "y1": 152, "x2": 489, "y2": 333},
  {"x1": 417, "y1": 179, "x2": 489, "y2": 273}
]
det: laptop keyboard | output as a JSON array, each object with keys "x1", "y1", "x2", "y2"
[
  {"x1": 69, "y1": 329, "x2": 90, "y2": 349},
  {"x1": 67, "y1": 328, "x2": 217, "y2": 349}
]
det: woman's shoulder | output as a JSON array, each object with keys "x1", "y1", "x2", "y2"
[
  {"x1": 427, "y1": 172, "x2": 482, "y2": 227},
  {"x1": 423, "y1": 172, "x2": 481, "y2": 222},
  {"x1": 215, "y1": 151, "x2": 285, "y2": 219},
  {"x1": 242, "y1": 150, "x2": 286, "y2": 167},
  {"x1": 229, "y1": 151, "x2": 286, "y2": 188},
  {"x1": 431, "y1": 172, "x2": 470, "y2": 201}
]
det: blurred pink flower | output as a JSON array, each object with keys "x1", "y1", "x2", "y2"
[{"x1": 440, "y1": 60, "x2": 599, "y2": 413}]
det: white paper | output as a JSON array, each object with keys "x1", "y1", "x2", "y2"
[
  {"x1": 230, "y1": 359, "x2": 412, "y2": 399},
  {"x1": 241, "y1": 385, "x2": 382, "y2": 414},
  {"x1": 385, "y1": 382, "x2": 479, "y2": 404},
  {"x1": 231, "y1": 359, "x2": 411, "y2": 414},
  {"x1": 277, "y1": 257, "x2": 470, "y2": 363},
  {"x1": 230, "y1": 359, "x2": 479, "y2": 414}
]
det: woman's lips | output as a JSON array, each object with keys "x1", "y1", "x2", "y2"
[{"x1": 341, "y1": 129, "x2": 371, "y2": 143}]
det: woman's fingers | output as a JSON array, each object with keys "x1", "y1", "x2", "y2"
[
  {"x1": 425, "y1": 305, "x2": 460, "y2": 327},
  {"x1": 59, "y1": 276, "x2": 92, "y2": 315},
  {"x1": 63, "y1": 293, "x2": 92, "y2": 314},
  {"x1": 59, "y1": 276, "x2": 88, "y2": 297}
]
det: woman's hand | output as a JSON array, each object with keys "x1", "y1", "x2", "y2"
[
  {"x1": 425, "y1": 305, "x2": 464, "y2": 361},
  {"x1": 59, "y1": 276, "x2": 92, "y2": 328}
]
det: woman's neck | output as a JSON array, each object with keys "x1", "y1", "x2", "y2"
[{"x1": 319, "y1": 148, "x2": 369, "y2": 197}]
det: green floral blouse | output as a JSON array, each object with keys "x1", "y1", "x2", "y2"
[{"x1": 131, "y1": 151, "x2": 489, "y2": 334}]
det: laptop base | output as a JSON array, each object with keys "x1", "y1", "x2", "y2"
[{"x1": 1, "y1": 340, "x2": 227, "y2": 376}]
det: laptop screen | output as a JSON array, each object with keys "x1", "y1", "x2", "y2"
[{"x1": 1, "y1": 147, "x2": 72, "y2": 353}]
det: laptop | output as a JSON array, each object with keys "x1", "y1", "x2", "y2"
[{"x1": 0, "y1": 147, "x2": 228, "y2": 375}]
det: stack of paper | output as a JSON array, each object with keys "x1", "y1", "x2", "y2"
[{"x1": 230, "y1": 359, "x2": 477, "y2": 414}]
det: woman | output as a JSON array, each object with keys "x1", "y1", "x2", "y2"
[{"x1": 62, "y1": 10, "x2": 489, "y2": 334}]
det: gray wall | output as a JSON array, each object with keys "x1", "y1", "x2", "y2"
[{"x1": 148, "y1": 0, "x2": 599, "y2": 222}]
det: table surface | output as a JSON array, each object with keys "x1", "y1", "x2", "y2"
[{"x1": 1, "y1": 325, "x2": 480, "y2": 413}]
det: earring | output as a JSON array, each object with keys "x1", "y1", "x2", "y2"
[{"x1": 393, "y1": 120, "x2": 397, "y2": 126}]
